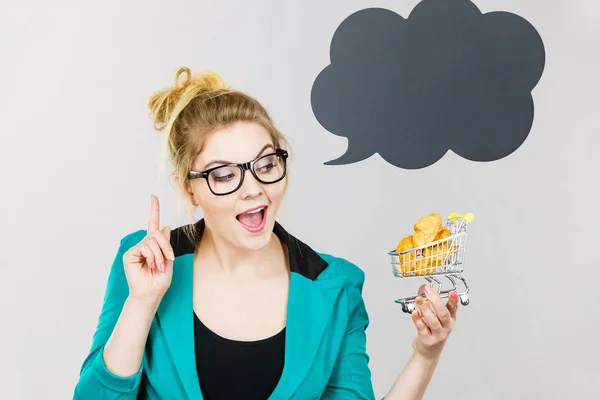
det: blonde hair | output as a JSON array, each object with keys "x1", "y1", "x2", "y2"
[{"x1": 147, "y1": 67, "x2": 290, "y2": 243}]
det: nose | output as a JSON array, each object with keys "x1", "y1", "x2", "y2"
[{"x1": 238, "y1": 169, "x2": 263, "y2": 199}]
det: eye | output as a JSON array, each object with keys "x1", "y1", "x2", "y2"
[
  {"x1": 214, "y1": 174, "x2": 234, "y2": 183},
  {"x1": 256, "y1": 163, "x2": 275, "y2": 173},
  {"x1": 209, "y1": 166, "x2": 239, "y2": 184},
  {"x1": 256, "y1": 156, "x2": 279, "y2": 173}
]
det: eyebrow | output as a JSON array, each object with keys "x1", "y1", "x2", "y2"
[{"x1": 201, "y1": 144, "x2": 275, "y2": 170}]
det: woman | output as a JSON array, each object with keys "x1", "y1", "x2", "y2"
[{"x1": 73, "y1": 67, "x2": 460, "y2": 400}]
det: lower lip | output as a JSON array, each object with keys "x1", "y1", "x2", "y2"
[{"x1": 237, "y1": 207, "x2": 267, "y2": 233}]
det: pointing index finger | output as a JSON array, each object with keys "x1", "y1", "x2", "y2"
[{"x1": 148, "y1": 195, "x2": 160, "y2": 233}]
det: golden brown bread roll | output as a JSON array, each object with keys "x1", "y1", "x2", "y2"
[
  {"x1": 395, "y1": 235, "x2": 417, "y2": 275},
  {"x1": 412, "y1": 213, "x2": 443, "y2": 247},
  {"x1": 394, "y1": 213, "x2": 451, "y2": 276},
  {"x1": 422, "y1": 227, "x2": 451, "y2": 267},
  {"x1": 395, "y1": 235, "x2": 414, "y2": 253}
]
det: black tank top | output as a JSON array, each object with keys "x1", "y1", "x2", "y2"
[{"x1": 193, "y1": 312, "x2": 286, "y2": 400}]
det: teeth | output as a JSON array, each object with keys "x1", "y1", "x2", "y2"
[{"x1": 246, "y1": 207, "x2": 264, "y2": 214}]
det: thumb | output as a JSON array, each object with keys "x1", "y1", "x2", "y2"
[{"x1": 162, "y1": 226, "x2": 171, "y2": 241}]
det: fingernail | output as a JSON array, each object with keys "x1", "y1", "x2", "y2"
[
  {"x1": 424, "y1": 285, "x2": 433, "y2": 294},
  {"x1": 416, "y1": 296, "x2": 424, "y2": 305},
  {"x1": 169, "y1": 251, "x2": 175, "y2": 261},
  {"x1": 450, "y1": 291, "x2": 458, "y2": 299},
  {"x1": 160, "y1": 263, "x2": 165, "y2": 272}
]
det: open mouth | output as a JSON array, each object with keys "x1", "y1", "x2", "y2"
[{"x1": 236, "y1": 206, "x2": 267, "y2": 232}]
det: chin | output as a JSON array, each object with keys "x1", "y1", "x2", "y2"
[{"x1": 237, "y1": 235, "x2": 272, "y2": 252}]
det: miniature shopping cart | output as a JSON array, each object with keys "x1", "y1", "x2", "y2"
[{"x1": 388, "y1": 213, "x2": 474, "y2": 314}]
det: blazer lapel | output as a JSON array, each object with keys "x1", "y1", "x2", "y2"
[
  {"x1": 156, "y1": 253, "x2": 203, "y2": 399},
  {"x1": 269, "y1": 271, "x2": 345, "y2": 400}
]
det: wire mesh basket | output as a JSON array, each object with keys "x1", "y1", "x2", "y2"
[{"x1": 388, "y1": 213, "x2": 474, "y2": 313}]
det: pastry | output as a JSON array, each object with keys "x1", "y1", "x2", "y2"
[
  {"x1": 422, "y1": 227, "x2": 452, "y2": 267},
  {"x1": 394, "y1": 213, "x2": 452, "y2": 275},
  {"x1": 395, "y1": 235, "x2": 417, "y2": 275},
  {"x1": 412, "y1": 213, "x2": 443, "y2": 247}
]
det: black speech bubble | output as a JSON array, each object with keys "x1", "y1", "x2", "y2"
[{"x1": 311, "y1": 0, "x2": 546, "y2": 169}]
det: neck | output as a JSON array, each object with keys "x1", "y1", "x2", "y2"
[{"x1": 198, "y1": 225, "x2": 287, "y2": 277}]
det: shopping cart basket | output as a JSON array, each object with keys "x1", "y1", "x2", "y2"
[{"x1": 388, "y1": 213, "x2": 474, "y2": 314}]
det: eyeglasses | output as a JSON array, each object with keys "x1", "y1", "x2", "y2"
[{"x1": 188, "y1": 149, "x2": 289, "y2": 196}]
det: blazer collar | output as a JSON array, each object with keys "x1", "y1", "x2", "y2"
[
  {"x1": 169, "y1": 218, "x2": 330, "y2": 279},
  {"x1": 158, "y1": 219, "x2": 344, "y2": 399}
]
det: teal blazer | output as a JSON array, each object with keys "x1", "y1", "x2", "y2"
[{"x1": 73, "y1": 220, "x2": 377, "y2": 399}]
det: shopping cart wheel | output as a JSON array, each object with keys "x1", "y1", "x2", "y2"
[
  {"x1": 402, "y1": 301, "x2": 416, "y2": 314},
  {"x1": 459, "y1": 294, "x2": 469, "y2": 306},
  {"x1": 395, "y1": 299, "x2": 416, "y2": 314}
]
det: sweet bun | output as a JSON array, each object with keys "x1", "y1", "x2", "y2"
[
  {"x1": 395, "y1": 235, "x2": 417, "y2": 275},
  {"x1": 423, "y1": 227, "x2": 452, "y2": 267},
  {"x1": 412, "y1": 213, "x2": 443, "y2": 247},
  {"x1": 394, "y1": 213, "x2": 453, "y2": 275},
  {"x1": 395, "y1": 235, "x2": 414, "y2": 253}
]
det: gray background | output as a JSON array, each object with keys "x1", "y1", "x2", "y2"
[{"x1": 1, "y1": 0, "x2": 599, "y2": 399}]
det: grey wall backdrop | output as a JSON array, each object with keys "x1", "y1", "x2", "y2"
[{"x1": 1, "y1": 0, "x2": 599, "y2": 399}]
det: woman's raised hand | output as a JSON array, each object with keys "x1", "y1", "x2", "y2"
[{"x1": 122, "y1": 195, "x2": 175, "y2": 303}]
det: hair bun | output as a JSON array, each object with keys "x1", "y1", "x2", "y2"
[
  {"x1": 148, "y1": 67, "x2": 229, "y2": 131},
  {"x1": 173, "y1": 67, "x2": 228, "y2": 93}
]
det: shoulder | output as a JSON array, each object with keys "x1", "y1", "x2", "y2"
[
  {"x1": 316, "y1": 252, "x2": 367, "y2": 291},
  {"x1": 117, "y1": 229, "x2": 146, "y2": 252},
  {"x1": 273, "y1": 220, "x2": 367, "y2": 289},
  {"x1": 316, "y1": 253, "x2": 370, "y2": 326}
]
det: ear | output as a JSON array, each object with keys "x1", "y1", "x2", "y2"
[
  {"x1": 185, "y1": 181, "x2": 200, "y2": 206},
  {"x1": 174, "y1": 172, "x2": 200, "y2": 207}
]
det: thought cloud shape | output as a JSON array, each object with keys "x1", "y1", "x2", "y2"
[{"x1": 311, "y1": 0, "x2": 546, "y2": 169}]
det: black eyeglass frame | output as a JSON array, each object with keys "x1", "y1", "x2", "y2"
[{"x1": 187, "y1": 149, "x2": 289, "y2": 196}]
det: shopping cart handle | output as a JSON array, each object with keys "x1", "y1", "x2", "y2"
[{"x1": 447, "y1": 212, "x2": 474, "y2": 222}]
